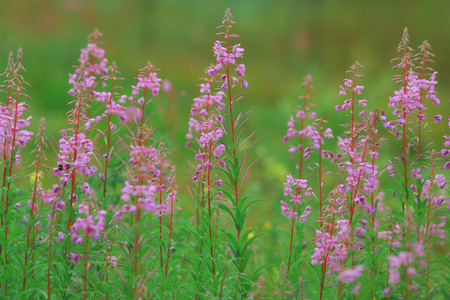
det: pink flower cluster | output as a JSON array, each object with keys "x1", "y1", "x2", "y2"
[
  {"x1": 83, "y1": 62, "x2": 134, "y2": 133},
  {"x1": 208, "y1": 41, "x2": 248, "y2": 90},
  {"x1": 311, "y1": 226, "x2": 348, "y2": 274},
  {"x1": 443, "y1": 130, "x2": 450, "y2": 170},
  {"x1": 186, "y1": 66, "x2": 228, "y2": 181},
  {"x1": 335, "y1": 67, "x2": 382, "y2": 214},
  {"x1": 284, "y1": 124, "x2": 333, "y2": 156},
  {"x1": 54, "y1": 131, "x2": 97, "y2": 187},
  {"x1": 335, "y1": 77, "x2": 365, "y2": 112},
  {"x1": 338, "y1": 265, "x2": 363, "y2": 283},
  {"x1": 37, "y1": 185, "x2": 64, "y2": 211},
  {"x1": 378, "y1": 226, "x2": 402, "y2": 248},
  {"x1": 128, "y1": 144, "x2": 159, "y2": 176},
  {"x1": 70, "y1": 203, "x2": 107, "y2": 244},
  {"x1": 384, "y1": 69, "x2": 440, "y2": 139},
  {"x1": 0, "y1": 101, "x2": 33, "y2": 161},
  {"x1": 69, "y1": 29, "x2": 108, "y2": 92},
  {"x1": 132, "y1": 68, "x2": 161, "y2": 97},
  {"x1": 419, "y1": 216, "x2": 446, "y2": 245},
  {"x1": 131, "y1": 62, "x2": 161, "y2": 106},
  {"x1": 283, "y1": 75, "x2": 334, "y2": 158},
  {"x1": 115, "y1": 181, "x2": 157, "y2": 218},
  {"x1": 387, "y1": 252, "x2": 416, "y2": 287},
  {"x1": 280, "y1": 175, "x2": 312, "y2": 221}
]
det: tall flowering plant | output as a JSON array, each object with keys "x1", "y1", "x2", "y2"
[
  {"x1": 380, "y1": 28, "x2": 448, "y2": 299},
  {"x1": 108, "y1": 63, "x2": 179, "y2": 298},
  {"x1": 279, "y1": 75, "x2": 334, "y2": 298},
  {"x1": 55, "y1": 66, "x2": 97, "y2": 230},
  {"x1": 0, "y1": 49, "x2": 33, "y2": 296},
  {"x1": 213, "y1": 9, "x2": 262, "y2": 298},
  {"x1": 186, "y1": 64, "x2": 227, "y2": 283}
]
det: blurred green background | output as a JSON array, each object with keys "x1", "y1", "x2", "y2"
[{"x1": 1, "y1": 0, "x2": 449, "y2": 244}]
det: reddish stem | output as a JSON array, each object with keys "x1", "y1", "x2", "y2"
[
  {"x1": 67, "y1": 83, "x2": 84, "y2": 229},
  {"x1": 319, "y1": 254, "x2": 329, "y2": 300},
  {"x1": 385, "y1": 225, "x2": 395, "y2": 295},
  {"x1": 158, "y1": 154, "x2": 164, "y2": 270},
  {"x1": 165, "y1": 180, "x2": 176, "y2": 278},
  {"x1": 205, "y1": 83, "x2": 217, "y2": 274},
  {"x1": 369, "y1": 112, "x2": 378, "y2": 299},
  {"x1": 286, "y1": 188, "x2": 300, "y2": 274},
  {"x1": 350, "y1": 63, "x2": 358, "y2": 166},
  {"x1": 401, "y1": 52, "x2": 409, "y2": 215},
  {"x1": 83, "y1": 236, "x2": 89, "y2": 300},
  {"x1": 47, "y1": 225, "x2": 52, "y2": 298},
  {"x1": 318, "y1": 119, "x2": 324, "y2": 226},
  {"x1": 298, "y1": 80, "x2": 310, "y2": 179},
  {"x1": 138, "y1": 69, "x2": 150, "y2": 142},
  {"x1": 424, "y1": 152, "x2": 436, "y2": 298},
  {"x1": 23, "y1": 134, "x2": 44, "y2": 290},
  {"x1": 417, "y1": 47, "x2": 427, "y2": 168},
  {"x1": 86, "y1": 35, "x2": 97, "y2": 119},
  {"x1": 320, "y1": 195, "x2": 338, "y2": 299},
  {"x1": 349, "y1": 120, "x2": 372, "y2": 225},
  {"x1": 134, "y1": 209, "x2": 140, "y2": 277},
  {"x1": 98, "y1": 220, "x2": 117, "y2": 300},
  {"x1": 284, "y1": 80, "x2": 312, "y2": 292},
  {"x1": 102, "y1": 70, "x2": 115, "y2": 199},
  {"x1": 218, "y1": 257, "x2": 229, "y2": 299}
]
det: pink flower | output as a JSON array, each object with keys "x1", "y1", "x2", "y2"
[
  {"x1": 294, "y1": 179, "x2": 308, "y2": 189},
  {"x1": 406, "y1": 267, "x2": 416, "y2": 277},
  {"x1": 107, "y1": 255, "x2": 118, "y2": 266},
  {"x1": 235, "y1": 64, "x2": 245, "y2": 77},
  {"x1": 199, "y1": 83, "x2": 210, "y2": 94},
  {"x1": 411, "y1": 168, "x2": 422, "y2": 179},
  {"x1": 353, "y1": 85, "x2": 364, "y2": 95},
  {"x1": 388, "y1": 268, "x2": 400, "y2": 285},
  {"x1": 435, "y1": 174, "x2": 446, "y2": 189},
  {"x1": 324, "y1": 128, "x2": 333, "y2": 138}
]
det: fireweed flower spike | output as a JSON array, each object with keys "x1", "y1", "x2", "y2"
[
  {"x1": 281, "y1": 176, "x2": 313, "y2": 273},
  {"x1": 56, "y1": 65, "x2": 97, "y2": 229},
  {"x1": 413, "y1": 40, "x2": 436, "y2": 165},
  {"x1": 116, "y1": 131, "x2": 158, "y2": 263},
  {"x1": 23, "y1": 118, "x2": 48, "y2": 291},
  {"x1": 69, "y1": 29, "x2": 109, "y2": 119},
  {"x1": 115, "y1": 135, "x2": 177, "y2": 298},
  {"x1": 112, "y1": 61, "x2": 175, "y2": 297},
  {"x1": 131, "y1": 61, "x2": 161, "y2": 137},
  {"x1": 386, "y1": 28, "x2": 416, "y2": 215},
  {"x1": 0, "y1": 49, "x2": 33, "y2": 296},
  {"x1": 39, "y1": 184, "x2": 63, "y2": 298},
  {"x1": 98, "y1": 63, "x2": 160, "y2": 296},
  {"x1": 92, "y1": 62, "x2": 127, "y2": 198},
  {"x1": 334, "y1": 62, "x2": 376, "y2": 229},
  {"x1": 203, "y1": 9, "x2": 258, "y2": 297},
  {"x1": 186, "y1": 62, "x2": 227, "y2": 277},
  {"x1": 328, "y1": 61, "x2": 381, "y2": 297},
  {"x1": 280, "y1": 75, "x2": 334, "y2": 298},
  {"x1": 312, "y1": 190, "x2": 349, "y2": 299},
  {"x1": 70, "y1": 203, "x2": 107, "y2": 300}
]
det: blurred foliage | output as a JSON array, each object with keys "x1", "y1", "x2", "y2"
[{"x1": 1, "y1": 0, "x2": 449, "y2": 254}]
